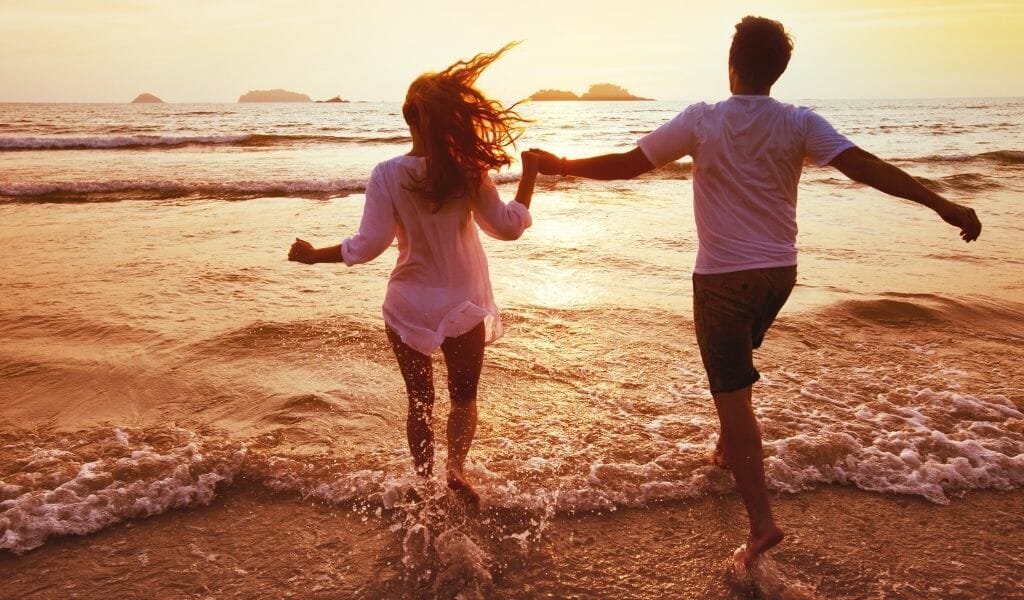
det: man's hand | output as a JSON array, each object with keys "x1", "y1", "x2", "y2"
[
  {"x1": 830, "y1": 147, "x2": 982, "y2": 243},
  {"x1": 528, "y1": 148, "x2": 562, "y2": 176},
  {"x1": 935, "y1": 200, "x2": 982, "y2": 242},
  {"x1": 288, "y1": 238, "x2": 317, "y2": 264}
]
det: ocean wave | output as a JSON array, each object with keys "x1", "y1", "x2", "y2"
[
  {"x1": 3, "y1": 373, "x2": 1022, "y2": 555},
  {"x1": 189, "y1": 316, "x2": 390, "y2": 360},
  {"x1": 0, "y1": 178, "x2": 367, "y2": 201},
  {"x1": 0, "y1": 133, "x2": 413, "y2": 151},
  {"x1": 765, "y1": 388, "x2": 1024, "y2": 504},
  {"x1": 820, "y1": 293, "x2": 1024, "y2": 333},
  {"x1": 897, "y1": 149, "x2": 1024, "y2": 166},
  {"x1": 0, "y1": 171, "x2": 534, "y2": 202},
  {"x1": 913, "y1": 172, "x2": 1003, "y2": 192},
  {"x1": 0, "y1": 426, "x2": 245, "y2": 554}
]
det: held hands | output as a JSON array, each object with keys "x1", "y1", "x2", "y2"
[
  {"x1": 528, "y1": 148, "x2": 564, "y2": 176},
  {"x1": 288, "y1": 237, "x2": 317, "y2": 264},
  {"x1": 935, "y1": 201, "x2": 982, "y2": 242}
]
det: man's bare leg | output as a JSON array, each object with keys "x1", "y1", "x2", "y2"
[{"x1": 713, "y1": 384, "x2": 784, "y2": 567}]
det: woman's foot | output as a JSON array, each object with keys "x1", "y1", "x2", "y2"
[
  {"x1": 445, "y1": 466, "x2": 480, "y2": 505},
  {"x1": 735, "y1": 523, "x2": 785, "y2": 569}
]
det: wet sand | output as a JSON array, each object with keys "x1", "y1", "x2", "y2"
[{"x1": 2, "y1": 484, "x2": 1021, "y2": 599}]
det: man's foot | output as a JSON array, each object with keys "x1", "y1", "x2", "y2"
[
  {"x1": 710, "y1": 447, "x2": 730, "y2": 470},
  {"x1": 710, "y1": 437, "x2": 730, "y2": 470},
  {"x1": 735, "y1": 524, "x2": 785, "y2": 569},
  {"x1": 445, "y1": 467, "x2": 480, "y2": 505}
]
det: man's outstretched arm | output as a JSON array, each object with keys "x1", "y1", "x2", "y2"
[
  {"x1": 531, "y1": 147, "x2": 656, "y2": 180},
  {"x1": 829, "y1": 147, "x2": 982, "y2": 242}
]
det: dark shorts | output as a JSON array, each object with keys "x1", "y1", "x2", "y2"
[{"x1": 692, "y1": 266, "x2": 797, "y2": 395}]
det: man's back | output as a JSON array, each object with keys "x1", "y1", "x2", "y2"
[{"x1": 638, "y1": 96, "x2": 854, "y2": 274}]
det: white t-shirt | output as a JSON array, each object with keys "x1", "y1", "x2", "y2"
[
  {"x1": 341, "y1": 155, "x2": 532, "y2": 355},
  {"x1": 638, "y1": 95, "x2": 855, "y2": 274}
]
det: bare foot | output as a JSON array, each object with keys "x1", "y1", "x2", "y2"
[
  {"x1": 736, "y1": 524, "x2": 785, "y2": 569},
  {"x1": 445, "y1": 467, "x2": 480, "y2": 506},
  {"x1": 710, "y1": 447, "x2": 730, "y2": 470},
  {"x1": 710, "y1": 438, "x2": 730, "y2": 470}
]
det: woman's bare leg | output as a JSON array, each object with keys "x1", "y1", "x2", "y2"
[
  {"x1": 440, "y1": 323, "x2": 486, "y2": 504},
  {"x1": 386, "y1": 326, "x2": 436, "y2": 476}
]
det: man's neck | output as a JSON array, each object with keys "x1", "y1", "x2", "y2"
[{"x1": 732, "y1": 86, "x2": 771, "y2": 96}]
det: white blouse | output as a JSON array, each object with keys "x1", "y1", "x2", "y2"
[{"x1": 341, "y1": 155, "x2": 532, "y2": 355}]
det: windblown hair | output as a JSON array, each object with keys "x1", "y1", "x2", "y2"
[
  {"x1": 729, "y1": 16, "x2": 794, "y2": 90},
  {"x1": 402, "y1": 42, "x2": 526, "y2": 210}
]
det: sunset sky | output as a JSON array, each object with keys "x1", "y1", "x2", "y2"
[{"x1": 1, "y1": 0, "x2": 1022, "y2": 103}]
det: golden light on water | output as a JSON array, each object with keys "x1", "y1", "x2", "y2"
[{"x1": 529, "y1": 265, "x2": 599, "y2": 308}]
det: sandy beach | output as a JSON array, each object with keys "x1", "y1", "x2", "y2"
[{"x1": 2, "y1": 483, "x2": 1021, "y2": 599}]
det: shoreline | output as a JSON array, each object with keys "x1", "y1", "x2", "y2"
[{"x1": 2, "y1": 483, "x2": 1021, "y2": 599}]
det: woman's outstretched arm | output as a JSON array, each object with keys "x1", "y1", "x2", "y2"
[{"x1": 288, "y1": 164, "x2": 397, "y2": 265}]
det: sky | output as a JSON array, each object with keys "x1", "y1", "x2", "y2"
[{"x1": 1, "y1": 0, "x2": 1022, "y2": 103}]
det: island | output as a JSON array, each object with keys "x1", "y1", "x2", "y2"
[
  {"x1": 530, "y1": 83, "x2": 653, "y2": 101},
  {"x1": 131, "y1": 93, "x2": 164, "y2": 103},
  {"x1": 238, "y1": 89, "x2": 312, "y2": 103},
  {"x1": 316, "y1": 96, "x2": 349, "y2": 103},
  {"x1": 529, "y1": 89, "x2": 580, "y2": 101}
]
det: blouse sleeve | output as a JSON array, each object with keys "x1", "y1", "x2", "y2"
[
  {"x1": 471, "y1": 176, "x2": 532, "y2": 241},
  {"x1": 341, "y1": 164, "x2": 396, "y2": 265}
]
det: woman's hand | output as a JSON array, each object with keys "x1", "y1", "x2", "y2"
[
  {"x1": 521, "y1": 150, "x2": 539, "y2": 176},
  {"x1": 288, "y1": 238, "x2": 317, "y2": 264}
]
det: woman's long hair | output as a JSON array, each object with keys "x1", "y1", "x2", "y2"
[{"x1": 402, "y1": 42, "x2": 526, "y2": 210}]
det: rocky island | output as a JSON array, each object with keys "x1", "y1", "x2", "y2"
[
  {"x1": 131, "y1": 93, "x2": 164, "y2": 103},
  {"x1": 316, "y1": 96, "x2": 349, "y2": 103},
  {"x1": 238, "y1": 89, "x2": 312, "y2": 103},
  {"x1": 530, "y1": 83, "x2": 653, "y2": 101}
]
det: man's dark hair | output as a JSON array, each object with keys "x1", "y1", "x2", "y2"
[{"x1": 728, "y1": 16, "x2": 793, "y2": 89}]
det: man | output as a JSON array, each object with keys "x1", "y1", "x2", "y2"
[{"x1": 532, "y1": 16, "x2": 981, "y2": 568}]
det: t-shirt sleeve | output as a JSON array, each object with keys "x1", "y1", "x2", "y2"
[
  {"x1": 637, "y1": 104, "x2": 700, "y2": 168},
  {"x1": 803, "y1": 109, "x2": 856, "y2": 166}
]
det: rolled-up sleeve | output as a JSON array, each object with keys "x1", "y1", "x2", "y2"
[
  {"x1": 341, "y1": 164, "x2": 396, "y2": 265},
  {"x1": 471, "y1": 176, "x2": 532, "y2": 241}
]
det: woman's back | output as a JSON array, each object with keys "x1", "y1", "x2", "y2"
[{"x1": 341, "y1": 154, "x2": 531, "y2": 355}]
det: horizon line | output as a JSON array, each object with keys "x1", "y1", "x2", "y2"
[{"x1": 2, "y1": 95, "x2": 1024, "y2": 104}]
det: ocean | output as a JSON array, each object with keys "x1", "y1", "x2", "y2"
[{"x1": 1, "y1": 98, "x2": 1023, "y2": 599}]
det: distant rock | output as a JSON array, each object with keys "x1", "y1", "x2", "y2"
[
  {"x1": 238, "y1": 89, "x2": 312, "y2": 103},
  {"x1": 529, "y1": 89, "x2": 579, "y2": 101},
  {"x1": 131, "y1": 93, "x2": 164, "y2": 104},
  {"x1": 316, "y1": 95, "x2": 349, "y2": 103},
  {"x1": 530, "y1": 83, "x2": 653, "y2": 101},
  {"x1": 581, "y1": 83, "x2": 652, "y2": 101}
]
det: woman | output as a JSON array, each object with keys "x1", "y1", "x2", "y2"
[{"x1": 288, "y1": 43, "x2": 538, "y2": 504}]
